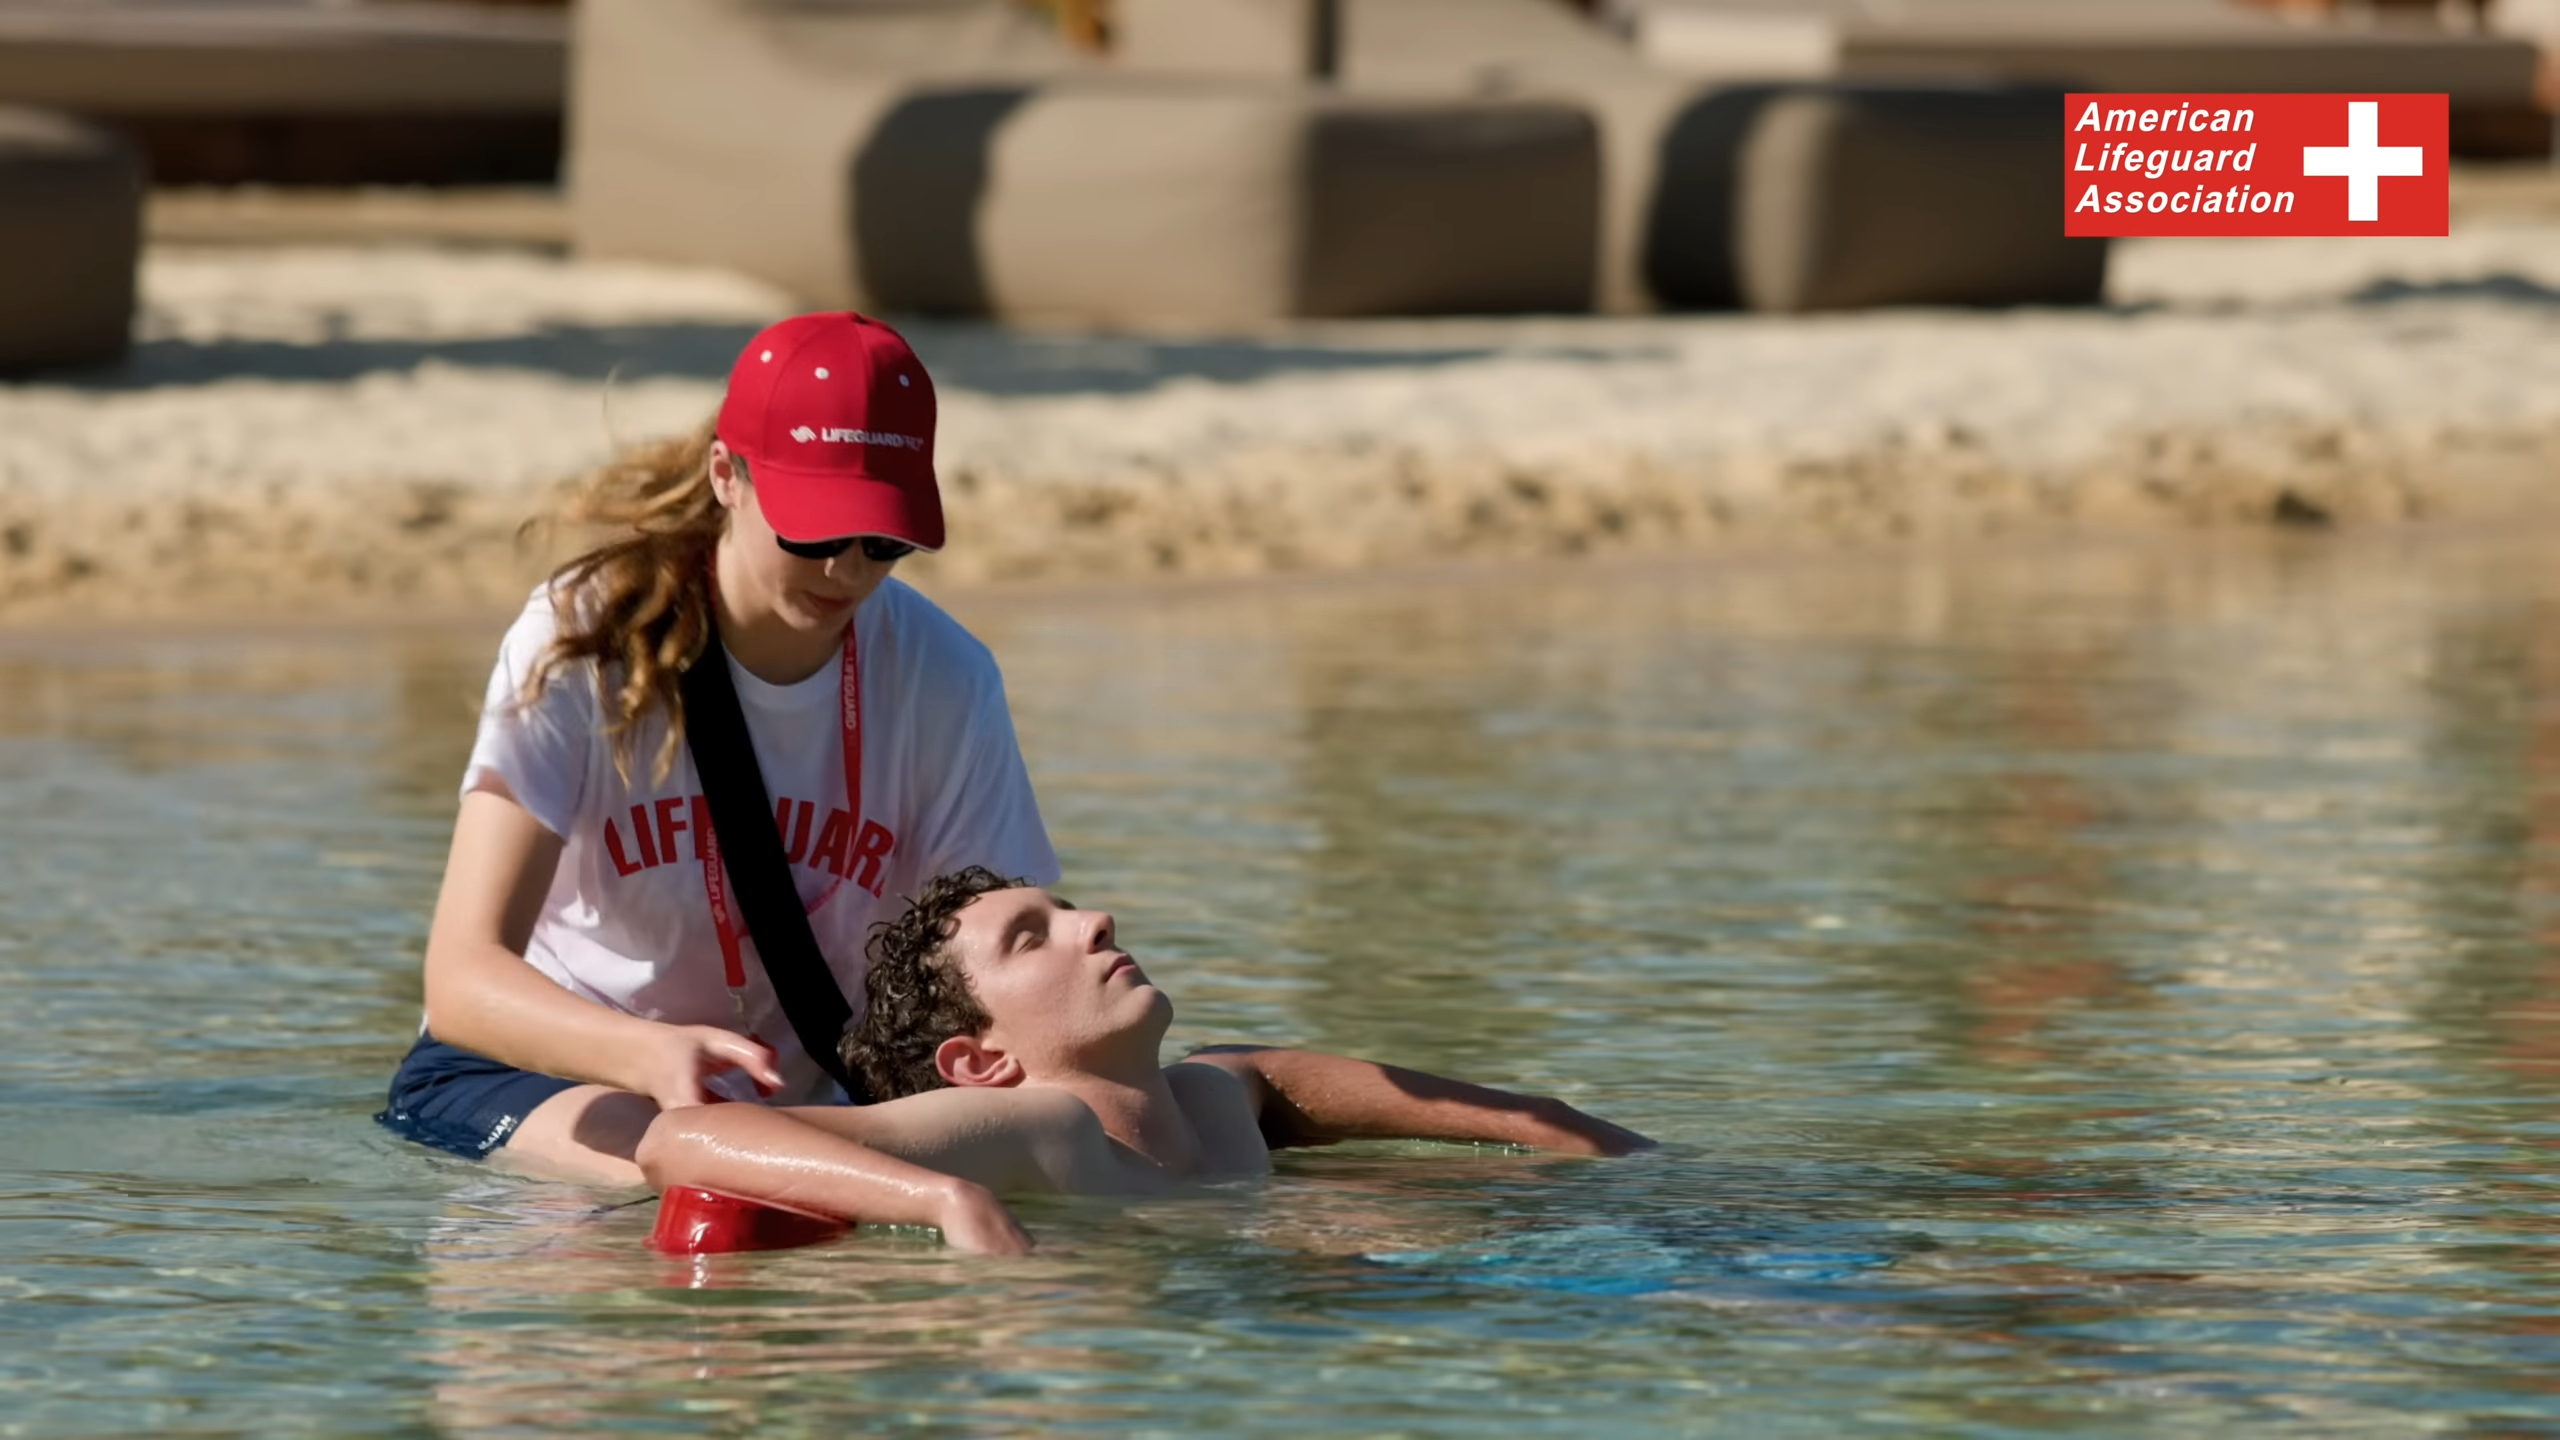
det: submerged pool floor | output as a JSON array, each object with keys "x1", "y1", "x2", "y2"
[{"x1": 4, "y1": 526, "x2": 2560, "y2": 1436}]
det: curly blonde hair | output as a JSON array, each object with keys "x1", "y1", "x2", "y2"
[{"x1": 521, "y1": 418, "x2": 726, "y2": 785}]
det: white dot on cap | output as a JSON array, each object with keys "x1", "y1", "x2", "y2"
[
  {"x1": 760, "y1": 350, "x2": 773, "y2": 362},
  {"x1": 899, "y1": 374, "x2": 911, "y2": 387},
  {"x1": 815, "y1": 367, "x2": 830, "y2": 379}
]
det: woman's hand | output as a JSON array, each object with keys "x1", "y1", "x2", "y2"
[
  {"x1": 933, "y1": 1178, "x2": 1035, "y2": 1255},
  {"x1": 627, "y1": 1024, "x2": 786, "y2": 1111}
]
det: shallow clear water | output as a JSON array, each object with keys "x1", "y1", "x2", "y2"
[{"x1": 5, "y1": 527, "x2": 2560, "y2": 1436}]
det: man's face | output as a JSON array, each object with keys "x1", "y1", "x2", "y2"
[{"x1": 943, "y1": 887, "x2": 1171, "y2": 1078}]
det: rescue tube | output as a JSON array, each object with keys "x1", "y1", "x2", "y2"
[{"x1": 649, "y1": 1186, "x2": 850, "y2": 1254}]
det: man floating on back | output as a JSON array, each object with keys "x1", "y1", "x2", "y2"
[{"x1": 638, "y1": 866, "x2": 1652, "y2": 1250}]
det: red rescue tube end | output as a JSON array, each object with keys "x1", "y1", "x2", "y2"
[{"x1": 649, "y1": 1186, "x2": 852, "y2": 1255}]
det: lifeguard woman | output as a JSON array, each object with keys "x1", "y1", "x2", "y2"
[
  {"x1": 379, "y1": 313, "x2": 1048, "y2": 1251},
  {"x1": 380, "y1": 313, "x2": 1645, "y2": 1256}
]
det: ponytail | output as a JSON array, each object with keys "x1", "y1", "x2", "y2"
[{"x1": 522, "y1": 417, "x2": 725, "y2": 785}]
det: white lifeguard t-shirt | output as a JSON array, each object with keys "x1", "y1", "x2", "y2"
[{"x1": 460, "y1": 577, "x2": 1059, "y2": 1104}]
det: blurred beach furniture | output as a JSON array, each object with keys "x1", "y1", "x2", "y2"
[
  {"x1": 0, "y1": 105, "x2": 140, "y2": 371},
  {"x1": 571, "y1": 0, "x2": 2095, "y2": 317},
  {"x1": 1616, "y1": 0, "x2": 2550, "y2": 157},
  {"x1": 1, "y1": 0, "x2": 2548, "y2": 350},
  {"x1": 1250, "y1": 0, "x2": 2103, "y2": 312},
  {"x1": 0, "y1": 0, "x2": 563, "y2": 369},
  {"x1": 845, "y1": 87, "x2": 1600, "y2": 325},
  {"x1": 0, "y1": 0, "x2": 565, "y2": 184},
  {"x1": 572, "y1": 0, "x2": 1603, "y2": 324}
]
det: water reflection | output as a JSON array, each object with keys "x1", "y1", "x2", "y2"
[
  {"x1": 0, "y1": 625, "x2": 489, "y2": 1099},
  {"x1": 420, "y1": 1192, "x2": 1156, "y2": 1434},
  {"x1": 2426, "y1": 587, "x2": 2560, "y2": 1090},
  {"x1": 4, "y1": 526, "x2": 2560, "y2": 1433},
  {"x1": 1898, "y1": 620, "x2": 2150, "y2": 1073},
  {"x1": 1279, "y1": 598, "x2": 1577, "y2": 1064}
]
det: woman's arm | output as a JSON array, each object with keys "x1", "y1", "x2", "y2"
[
  {"x1": 1183, "y1": 1046, "x2": 1655, "y2": 1156},
  {"x1": 421, "y1": 787, "x2": 784, "y2": 1109},
  {"x1": 634, "y1": 1102, "x2": 1033, "y2": 1254}
]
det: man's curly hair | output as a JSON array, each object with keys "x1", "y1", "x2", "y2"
[{"x1": 842, "y1": 865, "x2": 1027, "y2": 1102}]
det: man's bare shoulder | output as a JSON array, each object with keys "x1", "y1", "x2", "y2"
[
  {"x1": 1161, "y1": 1062, "x2": 1272, "y2": 1178},
  {"x1": 1160, "y1": 1060, "x2": 1250, "y2": 1108}
]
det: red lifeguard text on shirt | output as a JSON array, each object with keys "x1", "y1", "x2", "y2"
[{"x1": 600, "y1": 794, "x2": 898, "y2": 899}]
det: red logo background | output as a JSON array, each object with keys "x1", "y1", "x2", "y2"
[{"x1": 2063, "y1": 93, "x2": 2448, "y2": 238}]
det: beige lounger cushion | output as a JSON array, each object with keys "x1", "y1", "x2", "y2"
[
  {"x1": 856, "y1": 85, "x2": 1599, "y2": 325},
  {"x1": 575, "y1": 0, "x2": 1596, "y2": 321},
  {"x1": 0, "y1": 3, "x2": 564, "y2": 115},
  {"x1": 0, "y1": 107, "x2": 141, "y2": 372},
  {"x1": 1113, "y1": 0, "x2": 1328, "y2": 80},
  {"x1": 1648, "y1": 84, "x2": 2104, "y2": 313},
  {"x1": 1838, "y1": 27, "x2": 2539, "y2": 109},
  {"x1": 1314, "y1": 0, "x2": 2107, "y2": 312},
  {"x1": 569, "y1": 0, "x2": 1078, "y2": 302},
  {"x1": 1621, "y1": 0, "x2": 2540, "y2": 109}
]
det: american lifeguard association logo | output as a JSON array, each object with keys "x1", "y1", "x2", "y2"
[{"x1": 2064, "y1": 93, "x2": 2448, "y2": 238}]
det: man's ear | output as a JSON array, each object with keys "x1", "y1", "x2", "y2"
[{"x1": 935, "y1": 1033, "x2": 1024, "y2": 1089}]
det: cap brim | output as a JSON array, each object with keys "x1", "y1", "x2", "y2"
[{"x1": 753, "y1": 463, "x2": 946, "y2": 553}]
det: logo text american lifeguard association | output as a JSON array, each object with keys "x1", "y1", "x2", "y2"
[
  {"x1": 2071, "y1": 100, "x2": 2280, "y2": 219},
  {"x1": 787, "y1": 424, "x2": 927, "y2": 450},
  {"x1": 2062, "y1": 93, "x2": 2447, "y2": 239}
]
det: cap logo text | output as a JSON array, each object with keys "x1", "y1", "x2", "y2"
[{"x1": 787, "y1": 426, "x2": 927, "y2": 451}]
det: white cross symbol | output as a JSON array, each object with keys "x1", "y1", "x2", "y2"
[{"x1": 2300, "y1": 100, "x2": 2424, "y2": 223}]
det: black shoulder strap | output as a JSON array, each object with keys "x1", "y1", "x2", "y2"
[{"x1": 678, "y1": 622, "x2": 872, "y2": 1104}]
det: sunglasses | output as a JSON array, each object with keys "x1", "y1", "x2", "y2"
[{"x1": 775, "y1": 534, "x2": 915, "y2": 563}]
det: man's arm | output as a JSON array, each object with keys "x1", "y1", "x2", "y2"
[{"x1": 1182, "y1": 1046, "x2": 1655, "y2": 1156}]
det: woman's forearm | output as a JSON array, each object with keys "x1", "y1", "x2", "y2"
[
  {"x1": 421, "y1": 936, "x2": 661, "y2": 1091},
  {"x1": 420, "y1": 787, "x2": 666, "y2": 1092}
]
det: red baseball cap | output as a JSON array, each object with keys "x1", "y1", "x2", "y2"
[{"x1": 717, "y1": 312, "x2": 944, "y2": 552}]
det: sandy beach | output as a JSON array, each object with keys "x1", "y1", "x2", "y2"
[{"x1": 4, "y1": 175, "x2": 2557, "y2": 625}]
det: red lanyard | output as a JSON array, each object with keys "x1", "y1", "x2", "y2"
[{"x1": 697, "y1": 627, "x2": 862, "y2": 1004}]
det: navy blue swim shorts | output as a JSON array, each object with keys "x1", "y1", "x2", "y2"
[{"x1": 375, "y1": 1032, "x2": 580, "y2": 1160}]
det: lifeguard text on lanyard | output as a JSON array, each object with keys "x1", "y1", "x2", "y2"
[{"x1": 696, "y1": 629, "x2": 860, "y2": 1032}]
